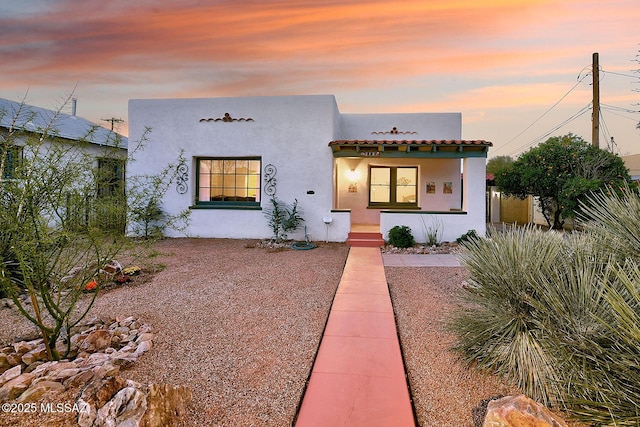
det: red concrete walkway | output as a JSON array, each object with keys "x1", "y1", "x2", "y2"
[{"x1": 295, "y1": 247, "x2": 416, "y2": 427}]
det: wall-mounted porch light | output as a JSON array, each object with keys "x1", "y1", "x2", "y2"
[{"x1": 346, "y1": 168, "x2": 360, "y2": 182}]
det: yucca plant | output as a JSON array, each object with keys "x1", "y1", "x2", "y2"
[
  {"x1": 449, "y1": 226, "x2": 565, "y2": 405},
  {"x1": 450, "y1": 186, "x2": 640, "y2": 424},
  {"x1": 555, "y1": 258, "x2": 640, "y2": 425},
  {"x1": 577, "y1": 183, "x2": 640, "y2": 260}
]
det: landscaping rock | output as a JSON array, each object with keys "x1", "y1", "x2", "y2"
[
  {"x1": 0, "y1": 315, "x2": 156, "y2": 423},
  {"x1": 0, "y1": 353, "x2": 9, "y2": 373},
  {"x1": 134, "y1": 339, "x2": 152, "y2": 356},
  {"x1": 473, "y1": 395, "x2": 504, "y2": 427},
  {"x1": 17, "y1": 380, "x2": 65, "y2": 402},
  {"x1": 79, "y1": 379, "x2": 193, "y2": 427},
  {"x1": 6, "y1": 352, "x2": 22, "y2": 367},
  {"x1": 79, "y1": 329, "x2": 113, "y2": 353},
  {"x1": 95, "y1": 386, "x2": 147, "y2": 427},
  {"x1": 483, "y1": 394, "x2": 568, "y2": 427},
  {"x1": 0, "y1": 372, "x2": 35, "y2": 401},
  {"x1": 63, "y1": 369, "x2": 95, "y2": 389},
  {"x1": 79, "y1": 375, "x2": 128, "y2": 410},
  {"x1": 21, "y1": 345, "x2": 47, "y2": 365},
  {"x1": 13, "y1": 340, "x2": 32, "y2": 354},
  {"x1": 0, "y1": 365, "x2": 22, "y2": 387}
]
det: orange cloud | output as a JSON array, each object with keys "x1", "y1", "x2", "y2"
[{"x1": 0, "y1": 0, "x2": 555, "y2": 88}]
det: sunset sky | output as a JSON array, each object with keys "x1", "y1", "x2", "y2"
[{"x1": 1, "y1": 0, "x2": 639, "y2": 158}]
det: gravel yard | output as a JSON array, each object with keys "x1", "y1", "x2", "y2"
[
  {"x1": 1, "y1": 239, "x2": 514, "y2": 426},
  {"x1": 387, "y1": 267, "x2": 517, "y2": 427}
]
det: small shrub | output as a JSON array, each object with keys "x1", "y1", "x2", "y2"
[
  {"x1": 388, "y1": 225, "x2": 415, "y2": 248},
  {"x1": 420, "y1": 215, "x2": 443, "y2": 246},
  {"x1": 263, "y1": 197, "x2": 304, "y2": 242}
]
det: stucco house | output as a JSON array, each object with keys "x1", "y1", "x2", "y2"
[
  {"x1": 128, "y1": 95, "x2": 490, "y2": 244},
  {"x1": 0, "y1": 97, "x2": 128, "y2": 230}
]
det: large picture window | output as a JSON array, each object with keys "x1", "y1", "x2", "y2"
[
  {"x1": 196, "y1": 157, "x2": 261, "y2": 207},
  {"x1": 369, "y1": 166, "x2": 417, "y2": 208}
]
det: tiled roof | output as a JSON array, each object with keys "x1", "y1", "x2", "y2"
[
  {"x1": 0, "y1": 98, "x2": 127, "y2": 149},
  {"x1": 329, "y1": 139, "x2": 492, "y2": 146}
]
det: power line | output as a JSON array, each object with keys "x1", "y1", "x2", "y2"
[
  {"x1": 504, "y1": 103, "x2": 592, "y2": 157},
  {"x1": 600, "y1": 103, "x2": 640, "y2": 114},
  {"x1": 601, "y1": 106, "x2": 640, "y2": 123},
  {"x1": 492, "y1": 71, "x2": 591, "y2": 156},
  {"x1": 599, "y1": 109, "x2": 613, "y2": 151},
  {"x1": 601, "y1": 69, "x2": 638, "y2": 79}
]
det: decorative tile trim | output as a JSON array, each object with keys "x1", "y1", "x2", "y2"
[
  {"x1": 199, "y1": 113, "x2": 254, "y2": 122},
  {"x1": 371, "y1": 126, "x2": 417, "y2": 135}
]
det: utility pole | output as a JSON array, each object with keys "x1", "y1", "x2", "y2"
[{"x1": 592, "y1": 52, "x2": 600, "y2": 148}]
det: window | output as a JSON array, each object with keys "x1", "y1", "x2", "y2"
[
  {"x1": 97, "y1": 158, "x2": 126, "y2": 197},
  {"x1": 2, "y1": 146, "x2": 23, "y2": 180},
  {"x1": 369, "y1": 166, "x2": 417, "y2": 208},
  {"x1": 196, "y1": 157, "x2": 261, "y2": 207}
]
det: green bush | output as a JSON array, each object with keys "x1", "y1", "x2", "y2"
[{"x1": 388, "y1": 225, "x2": 415, "y2": 248}]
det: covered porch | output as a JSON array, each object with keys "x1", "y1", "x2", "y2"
[{"x1": 329, "y1": 139, "x2": 491, "y2": 245}]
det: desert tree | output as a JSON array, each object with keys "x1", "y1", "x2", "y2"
[
  {"x1": 486, "y1": 155, "x2": 513, "y2": 175},
  {"x1": 495, "y1": 133, "x2": 631, "y2": 229},
  {"x1": 0, "y1": 94, "x2": 188, "y2": 360}
]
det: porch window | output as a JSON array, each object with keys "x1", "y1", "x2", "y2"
[
  {"x1": 369, "y1": 166, "x2": 417, "y2": 208},
  {"x1": 196, "y1": 157, "x2": 261, "y2": 207}
]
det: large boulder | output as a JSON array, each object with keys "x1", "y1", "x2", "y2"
[
  {"x1": 78, "y1": 378, "x2": 192, "y2": 427},
  {"x1": 483, "y1": 395, "x2": 568, "y2": 427}
]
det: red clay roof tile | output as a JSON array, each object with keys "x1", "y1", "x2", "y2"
[{"x1": 328, "y1": 139, "x2": 492, "y2": 146}]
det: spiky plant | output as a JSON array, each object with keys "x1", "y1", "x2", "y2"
[
  {"x1": 450, "y1": 186, "x2": 640, "y2": 424},
  {"x1": 577, "y1": 183, "x2": 640, "y2": 260},
  {"x1": 449, "y1": 226, "x2": 565, "y2": 405},
  {"x1": 553, "y1": 256, "x2": 640, "y2": 425}
]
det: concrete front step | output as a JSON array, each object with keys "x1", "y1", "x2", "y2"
[{"x1": 346, "y1": 232, "x2": 385, "y2": 247}]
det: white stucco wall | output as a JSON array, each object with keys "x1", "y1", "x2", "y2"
[
  {"x1": 128, "y1": 94, "x2": 487, "y2": 242},
  {"x1": 340, "y1": 113, "x2": 462, "y2": 140},
  {"x1": 128, "y1": 95, "x2": 343, "y2": 240}
]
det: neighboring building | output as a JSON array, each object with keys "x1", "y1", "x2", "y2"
[
  {"x1": 128, "y1": 95, "x2": 490, "y2": 243},
  {"x1": 622, "y1": 153, "x2": 640, "y2": 182},
  {"x1": 0, "y1": 97, "x2": 128, "y2": 230}
]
